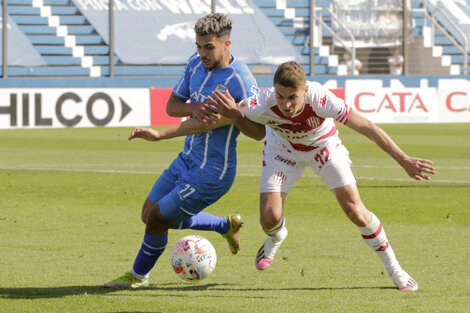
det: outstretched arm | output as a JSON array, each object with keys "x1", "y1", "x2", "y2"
[
  {"x1": 345, "y1": 110, "x2": 436, "y2": 181},
  {"x1": 210, "y1": 90, "x2": 266, "y2": 141},
  {"x1": 128, "y1": 117, "x2": 231, "y2": 142}
]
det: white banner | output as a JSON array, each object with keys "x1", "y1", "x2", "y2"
[
  {"x1": 345, "y1": 79, "x2": 439, "y2": 123},
  {"x1": 0, "y1": 89, "x2": 150, "y2": 129}
]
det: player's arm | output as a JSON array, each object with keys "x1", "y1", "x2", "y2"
[
  {"x1": 166, "y1": 93, "x2": 219, "y2": 124},
  {"x1": 128, "y1": 118, "x2": 231, "y2": 142},
  {"x1": 345, "y1": 109, "x2": 436, "y2": 180},
  {"x1": 210, "y1": 90, "x2": 266, "y2": 141}
]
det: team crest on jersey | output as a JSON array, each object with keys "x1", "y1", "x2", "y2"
[
  {"x1": 237, "y1": 100, "x2": 247, "y2": 109},
  {"x1": 306, "y1": 116, "x2": 324, "y2": 128},
  {"x1": 319, "y1": 96, "x2": 327, "y2": 107}
]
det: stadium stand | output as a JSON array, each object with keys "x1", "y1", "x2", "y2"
[
  {"x1": 415, "y1": 0, "x2": 470, "y2": 75},
  {"x1": 252, "y1": 0, "x2": 470, "y2": 75},
  {"x1": 1, "y1": 0, "x2": 469, "y2": 77},
  {"x1": 6, "y1": 0, "x2": 110, "y2": 76}
]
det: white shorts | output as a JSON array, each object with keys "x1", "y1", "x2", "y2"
[{"x1": 260, "y1": 141, "x2": 356, "y2": 193}]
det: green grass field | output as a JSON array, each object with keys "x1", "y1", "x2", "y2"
[{"x1": 1, "y1": 123, "x2": 469, "y2": 313}]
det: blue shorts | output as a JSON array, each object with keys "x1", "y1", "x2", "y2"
[{"x1": 148, "y1": 153, "x2": 235, "y2": 222}]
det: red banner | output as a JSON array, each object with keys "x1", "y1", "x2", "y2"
[{"x1": 150, "y1": 88, "x2": 183, "y2": 126}]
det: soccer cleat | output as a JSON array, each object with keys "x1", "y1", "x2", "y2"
[
  {"x1": 255, "y1": 235, "x2": 284, "y2": 271},
  {"x1": 104, "y1": 271, "x2": 149, "y2": 289},
  {"x1": 391, "y1": 270, "x2": 419, "y2": 291},
  {"x1": 222, "y1": 214, "x2": 243, "y2": 254}
]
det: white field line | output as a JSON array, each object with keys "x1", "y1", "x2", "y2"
[{"x1": 1, "y1": 165, "x2": 470, "y2": 184}]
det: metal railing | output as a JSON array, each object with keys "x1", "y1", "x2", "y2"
[
  {"x1": 422, "y1": 0, "x2": 468, "y2": 74},
  {"x1": 313, "y1": 6, "x2": 356, "y2": 75},
  {"x1": 2, "y1": 0, "x2": 8, "y2": 78}
]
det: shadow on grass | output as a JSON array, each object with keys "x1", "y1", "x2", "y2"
[
  {"x1": 296, "y1": 184, "x2": 470, "y2": 189},
  {"x1": 0, "y1": 283, "x2": 396, "y2": 300},
  {"x1": 0, "y1": 285, "x2": 117, "y2": 299},
  {"x1": 358, "y1": 184, "x2": 470, "y2": 189}
]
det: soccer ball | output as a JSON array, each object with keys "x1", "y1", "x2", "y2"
[{"x1": 170, "y1": 235, "x2": 217, "y2": 281}]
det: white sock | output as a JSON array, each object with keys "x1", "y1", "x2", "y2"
[
  {"x1": 260, "y1": 216, "x2": 288, "y2": 260},
  {"x1": 358, "y1": 212, "x2": 402, "y2": 276},
  {"x1": 263, "y1": 216, "x2": 288, "y2": 243}
]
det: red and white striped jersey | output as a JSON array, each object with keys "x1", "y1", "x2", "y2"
[{"x1": 237, "y1": 81, "x2": 351, "y2": 153}]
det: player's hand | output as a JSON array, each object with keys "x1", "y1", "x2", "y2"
[
  {"x1": 400, "y1": 156, "x2": 436, "y2": 181},
  {"x1": 191, "y1": 102, "x2": 221, "y2": 125},
  {"x1": 128, "y1": 127, "x2": 160, "y2": 141},
  {"x1": 210, "y1": 90, "x2": 243, "y2": 121}
]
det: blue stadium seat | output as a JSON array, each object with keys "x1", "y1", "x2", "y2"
[
  {"x1": 41, "y1": 55, "x2": 118, "y2": 66},
  {"x1": 18, "y1": 25, "x2": 57, "y2": 34},
  {"x1": 10, "y1": 15, "x2": 48, "y2": 24},
  {"x1": 35, "y1": 45, "x2": 73, "y2": 55},
  {"x1": 50, "y1": 6, "x2": 79, "y2": 15},
  {"x1": 27, "y1": 35, "x2": 103, "y2": 45},
  {"x1": 65, "y1": 25, "x2": 95, "y2": 34},
  {"x1": 100, "y1": 65, "x2": 186, "y2": 76},
  {"x1": 59, "y1": 15, "x2": 87, "y2": 25},
  {"x1": 7, "y1": 6, "x2": 40, "y2": 14},
  {"x1": 7, "y1": 0, "x2": 70, "y2": 4},
  {"x1": 7, "y1": 66, "x2": 91, "y2": 76}
]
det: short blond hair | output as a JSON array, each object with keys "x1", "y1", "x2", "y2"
[
  {"x1": 273, "y1": 61, "x2": 306, "y2": 88},
  {"x1": 195, "y1": 13, "x2": 232, "y2": 37}
]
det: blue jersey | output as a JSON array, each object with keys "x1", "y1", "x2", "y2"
[{"x1": 172, "y1": 52, "x2": 259, "y2": 180}]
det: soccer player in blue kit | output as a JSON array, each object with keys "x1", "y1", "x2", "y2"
[{"x1": 105, "y1": 13, "x2": 264, "y2": 288}]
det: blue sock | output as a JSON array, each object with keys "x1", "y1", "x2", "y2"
[
  {"x1": 173, "y1": 212, "x2": 228, "y2": 234},
  {"x1": 132, "y1": 233, "x2": 168, "y2": 277}
]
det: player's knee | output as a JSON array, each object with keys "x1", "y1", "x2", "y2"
[
  {"x1": 141, "y1": 200, "x2": 171, "y2": 235},
  {"x1": 141, "y1": 205, "x2": 148, "y2": 224},
  {"x1": 141, "y1": 199, "x2": 153, "y2": 224},
  {"x1": 260, "y1": 215, "x2": 278, "y2": 230},
  {"x1": 261, "y1": 215, "x2": 285, "y2": 235},
  {"x1": 145, "y1": 213, "x2": 170, "y2": 236}
]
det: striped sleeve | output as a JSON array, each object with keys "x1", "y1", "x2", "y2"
[{"x1": 336, "y1": 103, "x2": 352, "y2": 124}]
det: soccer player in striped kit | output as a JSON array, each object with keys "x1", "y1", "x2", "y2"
[
  {"x1": 105, "y1": 13, "x2": 264, "y2": 288},
  {"x1": 211, "y1": 61, "x2": 436, "y2": 290}
]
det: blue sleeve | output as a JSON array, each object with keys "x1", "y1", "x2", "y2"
[{"x1": 172, "y1": 53, "x2": 198, "y2": 100}]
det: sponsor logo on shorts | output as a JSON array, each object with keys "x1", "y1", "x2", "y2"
[{"x1": 274, "y1": 155, "x2": 296, "y2": 167}]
